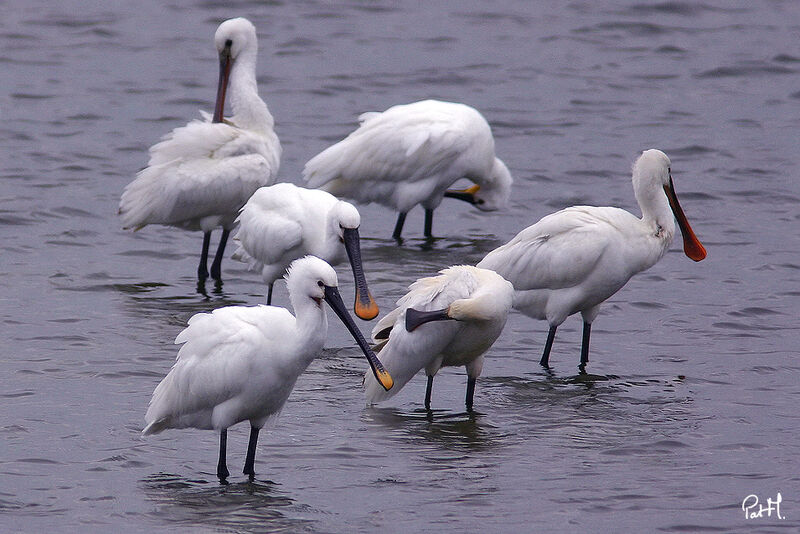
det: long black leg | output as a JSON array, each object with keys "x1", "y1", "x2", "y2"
[
  {"x1": 579, "y1": 321, "x2": 591, "y2": 373},
  {"x1": 217, "y1": 429, "x2": 229, "y2": 481},
  {"x1": 392, "y1": 212, "x2": 407, "y2": 240},
  {"x1": 210, "y1": 228, "x2": 230, "y2": 281},
  {"x1": 243, "y1": 426, "x2": 260, "y2": 479},
  {"x1": 465, "y1": 377, "x2": 476, "y2": 412},
  {"x1": 540, "y1": 325, "x2": 557, "y2": 367},
  {"x1": 424, "y1": 375, "x2": 434, "y2": 410},
  {"x1": 423, "y1": 208, "x2": 434, "y2": 238},
  {"x1": 266, "y1": 283, "x2": 274, "y2": 305},
  {"x1": 198, "y1": 231, "x2": 211, "y2": 281}
]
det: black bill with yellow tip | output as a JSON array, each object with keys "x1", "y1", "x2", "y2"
[
  {"x1": 324, "y1": 285, "x2": 393, "y2": 391},
  {"x1": 443, "y1": 184, "x2": 480, "y2": 205},
  {"x1": 342, "y1": 227, "x2": 379, "y2": 320}
]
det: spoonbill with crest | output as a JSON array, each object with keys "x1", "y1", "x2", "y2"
[
  {"x1": 119, "y1": 17, "x2": 281, "y2": 282},
  {"x1": 142, "y1": 256, "x2": 393, "y2": 481},
  {"x1": 232, "y1": 183, "x2": 378, "y2": 319},
  {"x1": 303, "y1": 99, "x2": 512, "y2": 240},
  {"x1": 364, "y1": 265, "x2": 513, "y2": 411},
  {"x1": 478, "y1": 149, "x2": 707, "y2": 372}
]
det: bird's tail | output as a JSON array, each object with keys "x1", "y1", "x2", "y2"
[
  {"x1": 363, "y1": 341, "x2": 422, "y2": 405},
  {"x1": 142, "y1": 417, "x2": 170, "y2": 436}
]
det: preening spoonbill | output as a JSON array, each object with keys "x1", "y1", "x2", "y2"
[
  {"x1": 232, "y1": 183, "x2": 378, "y2": 319},
  {"x1": 303, "y1": 100, "x2": 512, "y2": 240},
  {"x1": 119, "y1": 17, "x2": 281, "y2": 282},
  {"x1": 477, "y1": 149, "x2": 706, "y2": 372},
  {"x1": 142, "y1": 256, "x2": 393, "y2": 481},
  {"x1": 364, "y1": 265, "x2": 513, "y2": 411}
]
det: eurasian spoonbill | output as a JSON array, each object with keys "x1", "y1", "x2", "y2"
[
  {"x1": 119, "y1": 17, "x2": 281, "y2": 282},
  {"x1": 477, "y1": 149, "x2": 707, "y2": 372},
  {"x1": 142, "y1": 256, "x2": 393, "y2": 481},
  {"x1": 303, "y1": 100, "x2": 512, "y2": 240},
  {"x1": 364, "y1": 265, "x2": 513, "y2": 411},
  {"x1": 232, "y1": 183, "x2": 378, "y2": 319}
]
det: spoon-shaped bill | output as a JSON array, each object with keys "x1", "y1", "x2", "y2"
[
  {"x1": 664, "y1": 179, "x2": 706, "y2": 261},
  {"x1": 443, "y1": 184, "x2": 480, "y2": 205},
  {"x1": 324, "y1": 285, "x2": 392, "y2": 390},
  {"x1": 342, "y1": 228, "x2": 379, "y2": 320}
]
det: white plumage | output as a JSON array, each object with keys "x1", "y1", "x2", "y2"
[
  {"x1": 364, "y1": 265, "x2": 513, "y2": 410},
  {"x1": 232, "y1": 183, "x2": 378, "y2": 319},
  {"x1": 477, "y1": 149, "x2": 707, "y2": 371},
  {"x1": 303, "y1": 99, "x2": 512, "y2": 239},
  {"x1": 119, "y1": 17, "x2": 281, "y2": 281},
  {"x1": 143, "y1": 256, "x2": 392, "y2": 481}
]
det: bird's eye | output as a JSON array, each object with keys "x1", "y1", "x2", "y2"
[
  {"x1": 317, "y1": 281, "x2": 324, "y2": 287},
  {"x1": 225, "y1": 39, "x2": 233, "y2": 47},
  {"x1": 476, "y1": 198, "x2": 485, "y2": 205}
]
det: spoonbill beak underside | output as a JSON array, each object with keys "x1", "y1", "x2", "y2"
[
  {"x1": 341, "y1": 227, "x2": 379, "y2": 320},
  {"x1": 443, "y1": 184, "x2": 480, "y2": 205},
  {"x1": 405, "y1": 307, "x2": 452, "y2": 332},
  {"x1": 213, "y1": 40, "x2": 233, "y2": 123},
  {"x1": 323, "y1": 285, "x2": 392, "y2": 391},
  {"x1": 664, "y1": 178, "x2": 707, "y2": 262}
]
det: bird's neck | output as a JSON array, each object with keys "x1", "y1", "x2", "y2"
[
  {"x1": 633, "y1": 176, "x2": 676, "y2": 241},
  {"x1": 320, "y1": 218, "x2": 345, "y2": 264},
  {"x1": 228, "y1": 54, "x2": 274, "y2": 132},
  {"x1": 290, "y1": 295, "x2": 329, "y2": 353}
]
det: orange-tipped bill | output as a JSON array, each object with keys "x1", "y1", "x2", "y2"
[
  {"x1": 443, "y1": 184, "x2": 480, "y2": 205},
  {"x1": 323, "y1": 285, "x2": 393, "y2": 391},
  {"x1": 664, "y1": 179, "x2": 707, "y2": 261},
  {"x1": 213, "y1": 41, "x2": 232, "y2": 123},
  {"x1": 342, "y1": 227, "x2": 379, "y2": 320}
]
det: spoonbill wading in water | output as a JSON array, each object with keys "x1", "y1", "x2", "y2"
[
  {"x1": 119, "y1": 17, "x2": 280, "y2": 283},
  {"x1": 232, "y1": 183, "x2": 378, "y2": 319},
  {"x1": 364, "y1": 265, "x2": 513, "y2": 411},
  {"x1": 303, "y1": 100, "x2": 512, "y2": 240},
  {"x1": 142, "y1": 256, "x2": 393, "y2": 481},
  {"x1": 477, "y1": 149, "x2": 707, "y2": 372}
]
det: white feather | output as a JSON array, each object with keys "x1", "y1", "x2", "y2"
[
  {"x1": 119, "y1": 17, "x2": 280, "y2": 234},
  {"x1": 303, "y1": 100, "x2": 512, "y2": 228},
  {"x1": 363, "y1": 266, "x2": 513, "y2": 406}
]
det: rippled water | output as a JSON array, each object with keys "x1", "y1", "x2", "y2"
[{"x1": 2, "y1": 1, "x2": 800, "y2": 532}]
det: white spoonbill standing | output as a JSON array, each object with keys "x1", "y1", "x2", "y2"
[
  {"x1": 364, "y1": 265, "x2": 513, "y2": 411},
  {"x1": 478, "y1": 149, "x2": 707, "y2": 372},
  {"x1": 119, "y1": 17, "x2": 281, "y2": 282},
  {"x1": 142, "y1": 256, "x2": 393, "y2": 481},
  {"x1": 303, "y1": 100, "x2": 512, "y2": 240},
  {"x1": 232, "y1": 183, "x2": 379, "y2": 319}
]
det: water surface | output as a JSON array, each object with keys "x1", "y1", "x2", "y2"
[{"x1": 2, "y1": 1, "x2": 799, "y2": 532}]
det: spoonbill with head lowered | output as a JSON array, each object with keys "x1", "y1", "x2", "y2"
[
  {"x1": 142, "y1": 256, "x2": 393, "y2": 481},
  {"x1": 232, "y1": 183, "x2": 378, "y2": 319},
  {"x1": 119, "y1": 17, "x2": 281, "y2": 283},
  {"x1": 303, "y1": 99, "x2": 512, "y2": 240},
  {"x1": 477, "y1": 149, "x2": 706, "y2": 372},
  {"x1": 364, "y1": 265, "x2": 513, "y2": 411}
]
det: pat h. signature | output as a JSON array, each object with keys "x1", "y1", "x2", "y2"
[{"x1": 742, "y1": 492, "x2": 784, "y2": 520}]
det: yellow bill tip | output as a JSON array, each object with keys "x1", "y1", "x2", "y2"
[
  {"x1": 376, "y1": 368, "x2": 393, "y2": 391},
  {"x1": 447, "y1": 184, "x2": 481, "y2": 195},
  {"x1": 355, "y1": 292, "x2": 379, "y2": 321}
]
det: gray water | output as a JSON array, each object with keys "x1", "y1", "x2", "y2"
[{"x1": 2, "y1": 1, "x2": 799, "y2": 532}]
